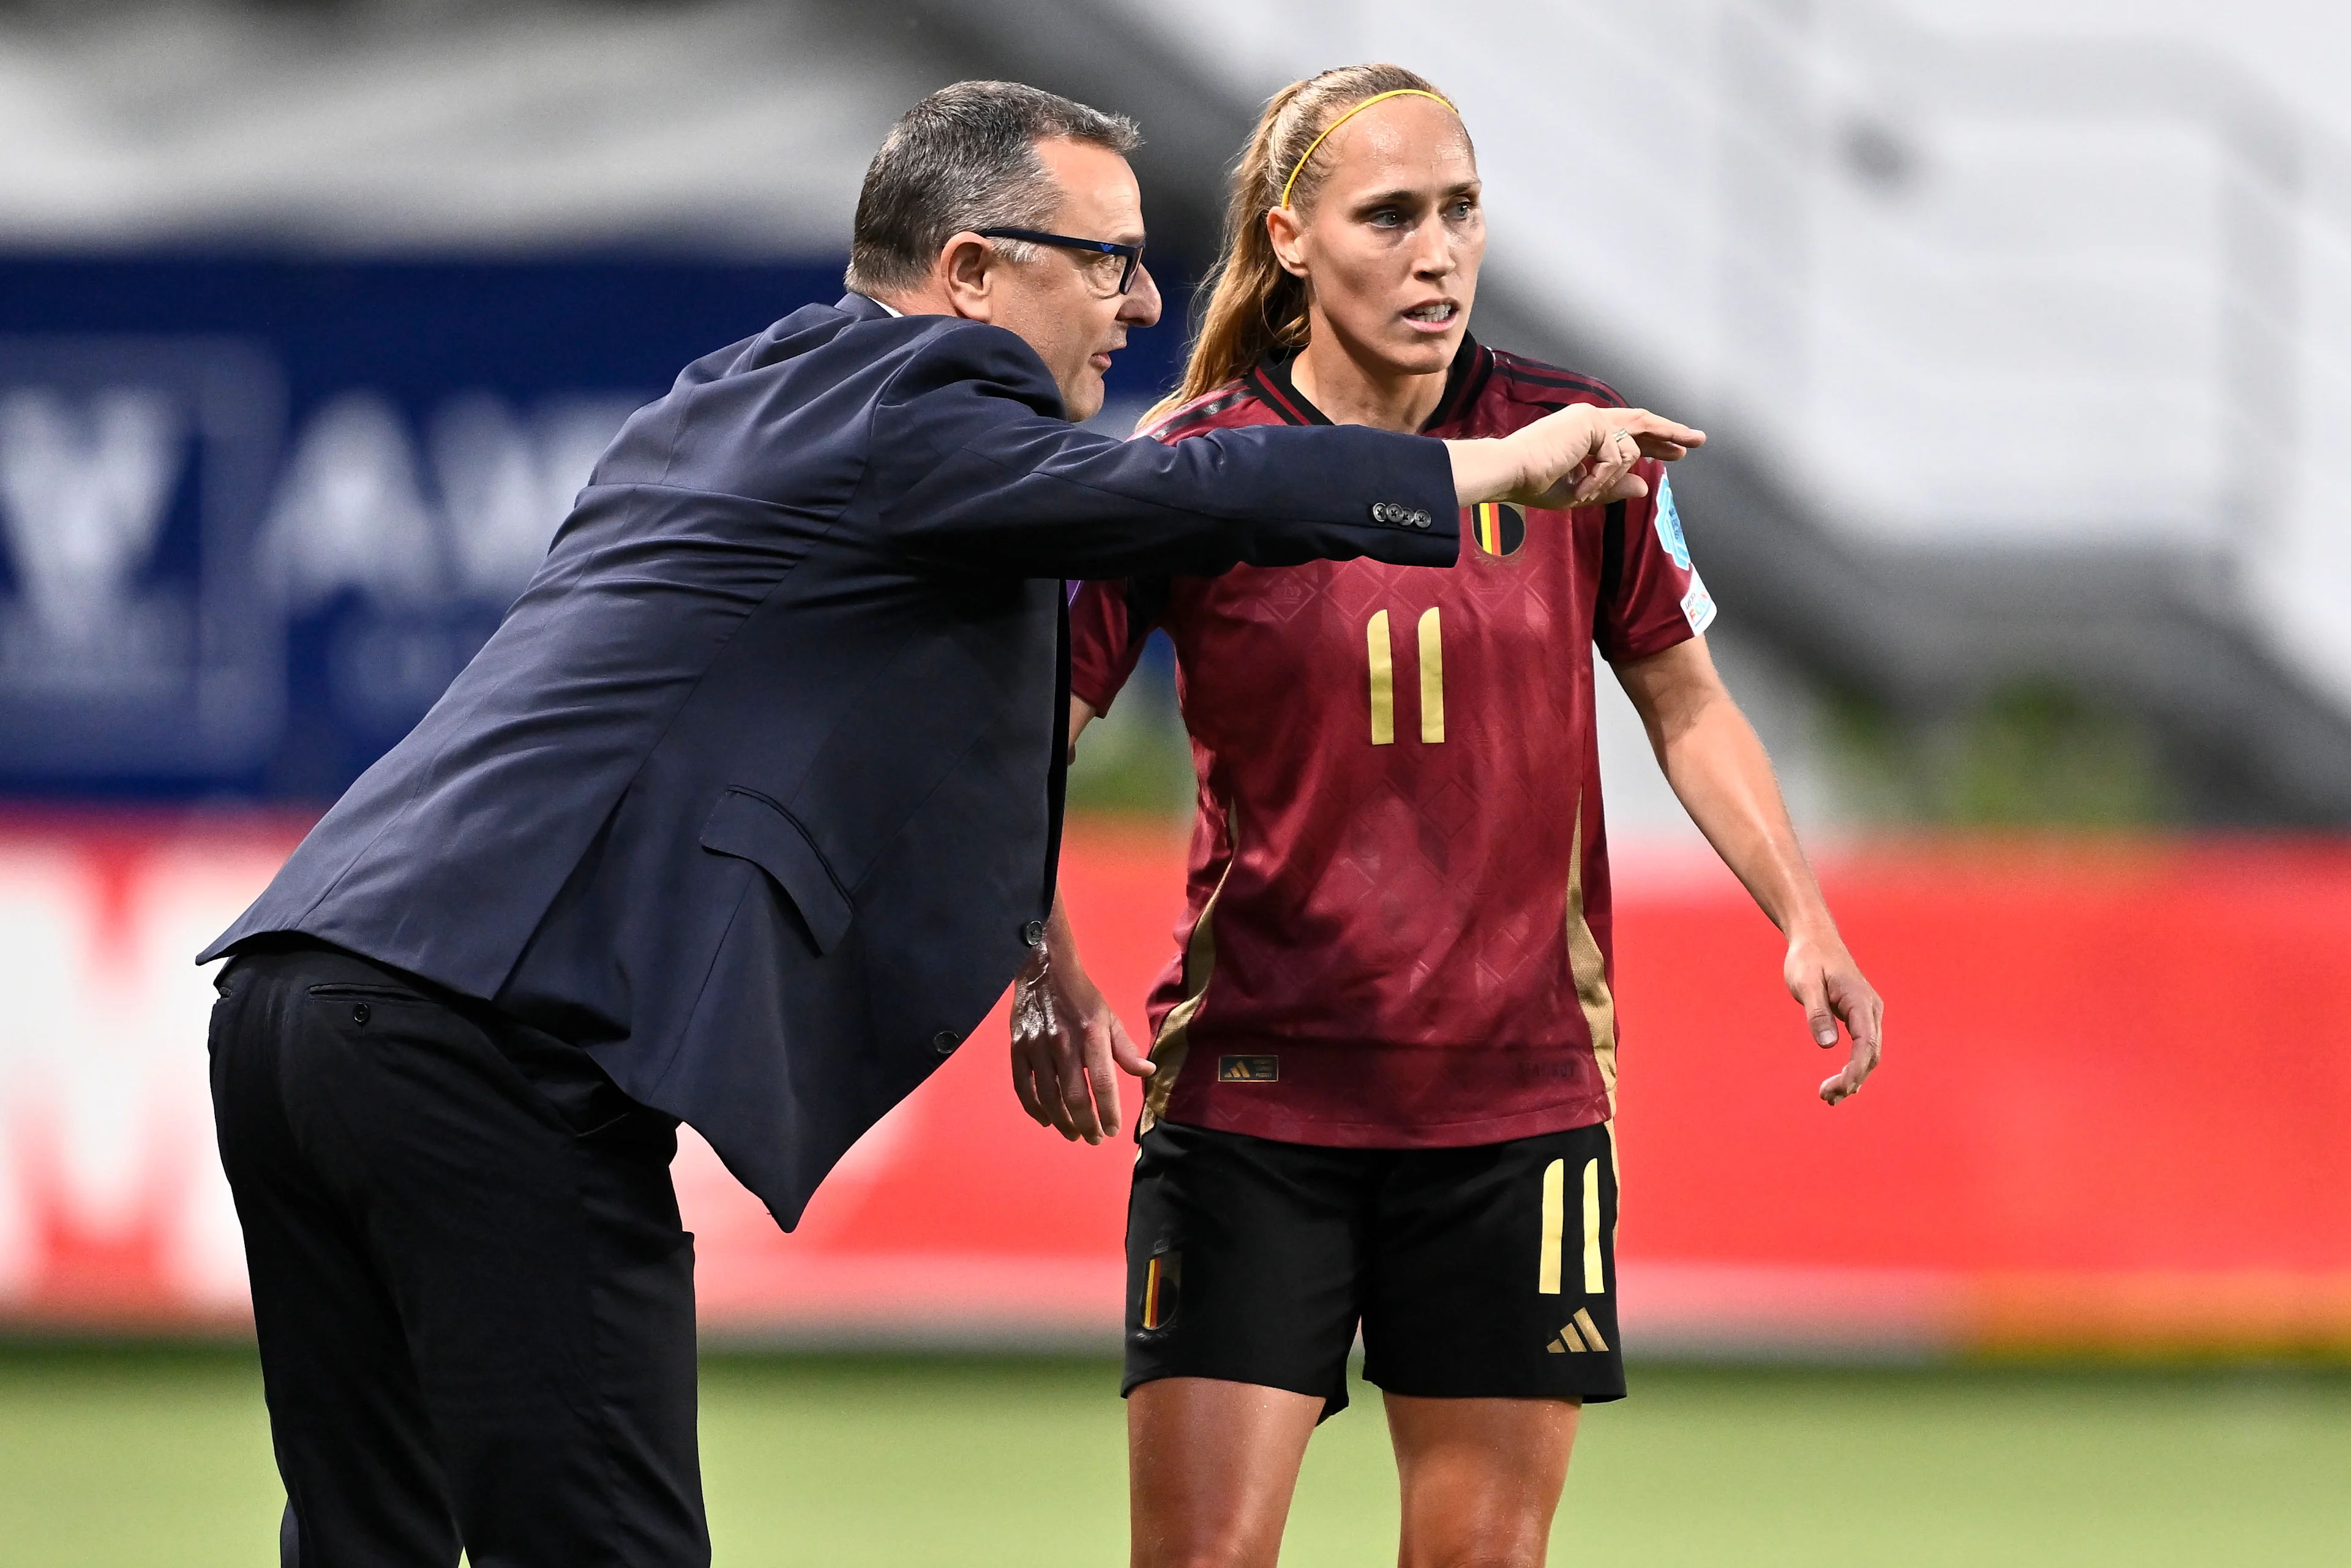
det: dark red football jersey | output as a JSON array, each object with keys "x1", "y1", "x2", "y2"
[{"x1": 1070, "y1": 337, "x2": 1715, "y2": 1148}]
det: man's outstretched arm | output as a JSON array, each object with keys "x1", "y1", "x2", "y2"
[
  {"x1": 1614, "y1": 637, "x2": 1885, "y2": 1104},
  {"x1": 870, "y1": 324, "x2": 1703, "y2": 581}
]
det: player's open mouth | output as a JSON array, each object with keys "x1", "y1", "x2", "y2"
[{"x1": 1401, "y1": 301, "x2": 1459, "y2": 331}]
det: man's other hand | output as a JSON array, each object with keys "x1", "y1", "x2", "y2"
[{"x1": 1010, "y1": 907, "x2": 1153, "y2": 1144}]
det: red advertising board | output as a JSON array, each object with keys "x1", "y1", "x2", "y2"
[{"x1": 3, "y1": 814, "x2": 2347, "y2": 1355}]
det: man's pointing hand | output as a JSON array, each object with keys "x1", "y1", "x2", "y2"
[{"x1": 1447, "y1": 404, "x2": 1705, "y2": 510}]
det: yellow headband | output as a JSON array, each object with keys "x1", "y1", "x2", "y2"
[{"x1": 1278, "y1": 88, "x2": 1461, "y2": 209}]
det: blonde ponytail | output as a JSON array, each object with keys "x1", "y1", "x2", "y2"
[{"x1": 1142, "y1": 64, "x2": 1461, "y2": 430}]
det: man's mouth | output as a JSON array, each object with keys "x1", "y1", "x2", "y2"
[{"x1": 1402, "y1": 301, "x2": 1460, "y2": 331}]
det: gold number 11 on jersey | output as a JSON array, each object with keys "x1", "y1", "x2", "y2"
[{"x1": 1367, "y1": 608, "x2": 1444, "y2": 746}]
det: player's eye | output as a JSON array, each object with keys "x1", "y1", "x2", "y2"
[
  {"x1": 1446, "y1": 198, "x2": 1477, "y2": 220},
  {"x1": 1367, "y1": 207, "x2": 1404, "y2": 228}
]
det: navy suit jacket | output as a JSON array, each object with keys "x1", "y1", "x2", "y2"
[{"x1": 202, "y1": 294, "x2": 1459, "y2": 1225}]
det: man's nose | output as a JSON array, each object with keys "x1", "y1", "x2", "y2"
[{"x1": 1119, "y1": 264, "x2": 1163, "y2": 329}]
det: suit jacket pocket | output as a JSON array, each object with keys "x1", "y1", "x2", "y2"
[{"x1": 700, "y1": 788, "x2": 855, "y2": 954}]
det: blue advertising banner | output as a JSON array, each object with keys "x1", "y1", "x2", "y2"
[{"x1": 0, "y1": 258, "x2": 1183, "y2": 801}]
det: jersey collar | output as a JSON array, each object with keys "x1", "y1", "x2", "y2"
[{"x1": 1246, "y1": 333, "x2": 1492, "y2": 433}]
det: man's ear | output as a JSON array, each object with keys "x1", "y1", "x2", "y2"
[
  {"x1": 1265, "y1": 208, "x2": 1311, "y2": 279},
  {"x1": 939, "y1": 233, "x2": 998, "y2": 321}
]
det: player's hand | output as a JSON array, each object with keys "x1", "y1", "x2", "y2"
[
  {"x1": 1009, "y1": 930, "x2": 1153, "y2": 1144},
  {"x1": 1449, "y1": 406, "x2": 1704, "y2": 511},
  {"x1": 1785, "y1": 925, "x2": 1883, "y2": 1105}
]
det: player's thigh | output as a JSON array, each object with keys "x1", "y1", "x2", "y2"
[
  {"x1": 1384, "y1": 1393, "x2": 1578, "y2": 1568},
  {"x1": 1125, "y1": 1123, "x2": 1374, "y2": 1565},
  {"x1": 1128, "y1": 1378, "x2": 1323, "y2": 1568},
  {"x1": 1360, "y1": 1120, "x2": 1624, "y2": 1405},
  {"x1": 1360, "y1": 1124, "x2": 1620, "y2": 1564}
]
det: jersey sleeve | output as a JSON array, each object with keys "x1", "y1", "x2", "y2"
[
  {"x1": 1594, "y1": 464, "x2": 1717, "y2": 666},
  {"x1": 1069, "y1": 577, "x2": 1163, "y2": 715}
]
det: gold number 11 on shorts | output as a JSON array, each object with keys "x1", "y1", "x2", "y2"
[
  {"x1": 1538, "y1": 1157, "x2": 1605, "y2": 1296},
  {"x1": 1367, "y1": 608, "x2": 1444, "y2": 746}
]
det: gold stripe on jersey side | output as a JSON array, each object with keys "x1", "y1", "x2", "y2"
[
  {"x1": 1564, "y1": 797, "x2": 1619, "y2": 1116},
  {"x1": 1142, "y1": 803, "x2": 1240, "y2": 1133},
  {"x1": 1565, "y1": 797, "x2": 1624, "y2": 1251},
  {"x1": 1417, "y1": 607, "x2": 1444, "y2": 743},
  {"x1": 1581, "y1": 1157, "x2": 1605, "y2": 1294},
  {"x1": 1367, "y1": 611, "x2": 1395, "y2": 745},
  {"x1": 1538, "y1": 1157, "x2": 1565, "y2": 1295}
]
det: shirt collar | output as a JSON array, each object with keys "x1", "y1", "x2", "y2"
[{"x1": 1247, "y1": 333, "x2": 1488, "y2": 432}]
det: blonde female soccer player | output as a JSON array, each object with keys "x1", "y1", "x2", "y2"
[{"x1": 1015, "y1": 63, "x2": 1885, "y2": 1568}]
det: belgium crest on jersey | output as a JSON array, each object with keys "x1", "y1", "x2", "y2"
[{"x1": 1469, "y1": 500, "x2": 1526, "y2": 557}]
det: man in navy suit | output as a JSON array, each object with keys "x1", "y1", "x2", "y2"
[{"x1": 201, "y1": 81, "x2": 1700, "y2": 1566}]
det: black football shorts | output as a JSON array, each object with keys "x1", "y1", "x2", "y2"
[{"x1": 1123, "y1": 1119, "x2": 1624, "y2": 1417}]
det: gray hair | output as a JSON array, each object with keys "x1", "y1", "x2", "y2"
[{"x1": 845, "y1": 81, "x2": 1142, "y2": 296}]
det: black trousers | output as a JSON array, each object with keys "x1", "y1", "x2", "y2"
[{"x1": 209, "y1": 943, "x2": 708, "y2": 1567}]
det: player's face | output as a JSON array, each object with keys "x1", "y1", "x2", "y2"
[
  {"x1": 1275, "y1": 97, "x2": 1483, "y2": 380},
  {"x1": 986, "y1": 137, "x2": 1163, "y2": 423}
]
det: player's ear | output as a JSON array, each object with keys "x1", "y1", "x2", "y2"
[
  {"x1": 939, "y1": 233, "x2": 999, "y2": 320},
  {"x1": 1265, "y1": 206, "x2": 1311, "y2": 279}
]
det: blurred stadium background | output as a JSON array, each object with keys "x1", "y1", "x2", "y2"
[{"x1": 1, "y1": 0, "x2": 2346, "y2": 1561}]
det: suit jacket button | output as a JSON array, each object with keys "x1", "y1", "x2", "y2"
[
  {"x1": 352, "y1": 1002, "x2": 371, "y2": 1025},
  {"x1": 933, "y1": 1030, "x2": 962, "y2": 1056},
  {"x1": 1022, "y1": 918, "x2": 1046, "y2": 947},
  {"x1": 1370, "y1": 502, "x2": 1393, "y2": 524}
]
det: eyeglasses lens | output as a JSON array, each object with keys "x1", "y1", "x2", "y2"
[{"x1": 1083, "y1": 250, "x2": 1135, "y2": 297}]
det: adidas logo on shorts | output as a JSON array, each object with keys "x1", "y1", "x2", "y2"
[{"x1": 1546, "y1": 1307, "x2": 1610, "y2": 1354}]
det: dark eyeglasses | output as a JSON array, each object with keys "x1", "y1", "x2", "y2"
[{"x1": 974, "y1": 227, "x2": 1146, "y2": 296}]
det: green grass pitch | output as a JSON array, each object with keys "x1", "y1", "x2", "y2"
[{"x1": 3, "y1": 1346, "x2": 2346, "y2": 1565}]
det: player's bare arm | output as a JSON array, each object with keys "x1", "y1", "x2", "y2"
[
  {"x1": 1008, "y1": 830, "x2": 1151, "y2": 1143},
  {"x1": 1613, "y1": 636, "x2": 1885, "y2": 1104},
  {"x1": 1446, "y1": 404, "x2": 1704, "y2": 511}
]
